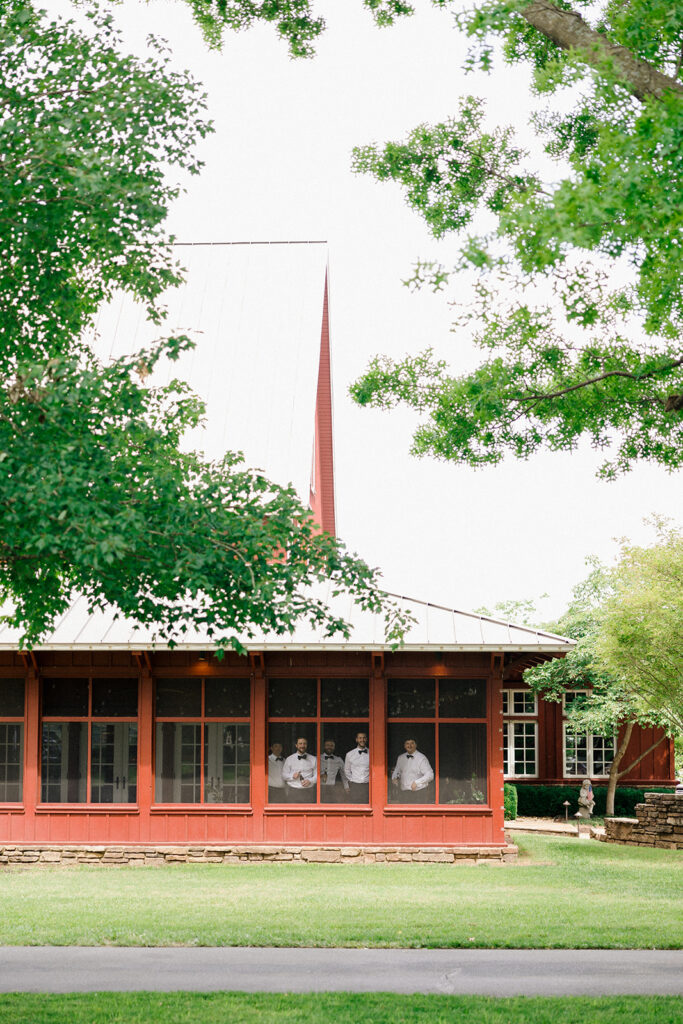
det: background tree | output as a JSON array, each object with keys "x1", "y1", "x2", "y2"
[
  {"x1": 525, "y1": 555, "x2": 677, "y2": 815},
  {"x1": 594, "y1": 521, "x2": 683, "y2": 736},
  {"x1": 0, "y1": 0, "x2": 408, "y2": 648},
  {"x1": 345, "y1": 0, "x2": 683, "y2": 477}
]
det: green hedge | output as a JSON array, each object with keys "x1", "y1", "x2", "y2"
[
  {"x1": 504, "y1": 783, "x2": 518, "y2": 820},
  {"x1": 515, "y1": 784, "x2": 673, "y2": 818}
]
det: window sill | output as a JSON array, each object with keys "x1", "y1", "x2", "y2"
[
  {"x1": 36, "y1": 805, "x2": 140, "y2": 814},
  {"x1": 151, "y1": 804, "x2": 254, "y2": 815},
  {"x1": 264, "y1": 805, "x2": 372, "y2": 815},
  {"x1": 0, "y1": 804, "x2": 24, "y2": 812},
  {"x1": 383, "y1": 804, "x2": 492, "y2": 815}
]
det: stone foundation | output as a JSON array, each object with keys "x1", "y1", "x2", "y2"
[
  {"x1": 0, "y1": 843, "x2": 517, "y2": 866},
  {"x1": 596, "y1": 792, "x2": 683, "y2": 850}
]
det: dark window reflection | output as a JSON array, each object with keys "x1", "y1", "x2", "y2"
[
  {"x1": 41, "y1": 722, "x2": 87, "y2": 802},
  {"x1": 268, "y1": 722, "x2": 316, "y2": 757},
  {"x1": 439, "y1": 679, "x2": 486, "y2": 718},
  {"x1": 387, "y1": 679, "x2": 435, "y2": 718},
  {"x1": 92, "y1": 679, "x2": 138, "y2": 717},
  {"x1": 0, "y1": 723, "x2": 23, "y2": 801},
  {"x1": 438, "y1": 723, "x2": 487, "y2": 804},
  {"x1": 90, "y1": 723, "x2": 137, "y2": 803},
  {"x1": 204, "y1": 723, "x2": 250, "y2": 803},
  {"x1": 268, "y1": 679, "x2": 316, "y2": 718},
  {"x1": 205, "y1": 678, "x2": 250, "y2": 717},
  {"x1": 155, "y1": 679, "x2": 201, "y2": 718},
  {"x1": 321, "y1": 678, "x2": 369, "y2": 717},
  {"x1": 387, "y1": 723, "x2": 435, "y2": 804},
  {"x1": 43, "y1": 679, "x2": 88, "y2": 717},
  {"x1": 0, "y1": 679, "x2": 25, "y2": 717},
  {"x1": 155, "y1": 722, "x2": 201, "y2": 802}
]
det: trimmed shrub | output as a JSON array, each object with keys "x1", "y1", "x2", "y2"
[
  {"x1": 515, "y1": 784, "x2": 673, "y2": 818},
  {"x1": 504, "y1": 783, "x2": 518, "y2": 820}
]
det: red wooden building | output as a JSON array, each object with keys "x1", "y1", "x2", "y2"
[{"x1": 0, "y1": 244, "x2": 673, "y2": 858}]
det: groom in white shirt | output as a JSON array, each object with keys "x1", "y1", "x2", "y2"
[{"x1": 391, "y1": 738, "x2": 434, "y2": 803}]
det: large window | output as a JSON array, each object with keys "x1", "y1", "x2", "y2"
[
  {"x1": 502, "y1": 688, "x2": 538, "y2": 778},
  {"x1": 41, "y1": 678, "x2": 138, "y2": 803},
  {"x1": 503, "y1": 722, "x2": 537, "y2": 777},
  {"x1": 564, "y1": 727, "x2": 615, "y2": 777},
  {"x1": 387, "y1": 678, "x2": 487, "y2": 805},
  {"x1": 0, "y1": 679, "x2": 24, "y2": 802},
  {"x1": 562, "y1": 690, "x2": 614, "y2": 777},
  {"x1": 267, "y1": 678, "x2": 369, "y2": 804},
  {"x1": 154, "y1": 677, "x2": 250, "y2": 803}
]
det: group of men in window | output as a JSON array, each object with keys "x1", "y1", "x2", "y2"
[{"x1": 268, "y1": 733, "x2": 434, "y2": 803}]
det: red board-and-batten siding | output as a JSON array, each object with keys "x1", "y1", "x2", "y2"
[
  {"x1": 308, "y1": 271, "x2": 336, "y2": 537},
  {"x1": 0, "y1": 649, "x2": 505, "y2": 848}
]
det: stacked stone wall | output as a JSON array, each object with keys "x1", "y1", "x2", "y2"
[
  {"x1": 597, "y1": 792, "x2": 683, "y2": 849},
  {"x1": 0, "y1": 843, "x2": 518, "y2": 866}
]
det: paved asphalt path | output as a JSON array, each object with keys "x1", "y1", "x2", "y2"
[{"x1": 1, "y1": 948, "x2": 682, "y2": 996}]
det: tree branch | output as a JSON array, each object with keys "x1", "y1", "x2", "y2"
[
  {"x1": 520, "y1": 0, "x2": 683, "y2": 101},
  {"x1": 616, "y1": 730, "x2": 668, "y2": 778},
  {"x1": 519, "y1": 357, "x2": 683, "y2": 404}
]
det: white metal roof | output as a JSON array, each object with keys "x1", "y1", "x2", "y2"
[
  {"x1": 88, "y1": 241, "x2": 328, "y2": 501},
  {"x1": 0, "y1": 588, "x2": 573, "y2": 653}
]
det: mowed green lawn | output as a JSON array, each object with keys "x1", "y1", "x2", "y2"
[
  {"x1": 1, "y1": 835, "x2": 681, "y2": 948},
  {"x1": 0, "y1": 994, "x2": 682, "y2": 1024}
]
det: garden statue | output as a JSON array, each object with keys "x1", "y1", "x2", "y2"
[{"x1": 575, "y1": 778, "x2": 595, "y2": 819}]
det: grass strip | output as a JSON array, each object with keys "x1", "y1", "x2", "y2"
[
  {"x1": 1, "y1": 835, "x2": 681, "y2": 948},
  {"x1": 0, "y1": 993, "x2": 682, "y2": 1023}
]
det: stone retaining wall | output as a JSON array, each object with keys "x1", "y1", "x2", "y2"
[
  {"x1": 0, "y1": 843, "x2": 517, "y2": 866},
  {"x1": 597, "y1": 792, "x2": 683, "y2": 849}
]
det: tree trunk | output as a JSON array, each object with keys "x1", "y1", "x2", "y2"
[
  {"x1": 520, "y1": 1, "x2": 683, "y2": 102},
  {"x1": 605, "y1": 720, "x2": 633, "y2": 816}
]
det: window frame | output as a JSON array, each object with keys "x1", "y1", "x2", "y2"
[
  {"x1": 502, "y1": 720, "x2": 538, "y2": 779},
  {"x1": 562, "y1": 723, "x2": 615, "y2": 779},
  {"x1": 153, "y1": 675, "x2": 252, "y2": 806},
  {"x1": 266, "y1": 676, "x2": 370, "y2": 806},
  {"x1": 562, "y1": 689, "x2": 614, "y2": 779},
  {"x1": 502, "y1": 687, "x2": 539, "y2": 780},
  {"x1": 386, "y1": 676, "x2": 488, "y2": 806},
  {"x1": 39, "y1": 676, "x2": 139, "y2": 805},
  {"x1": 0, "y1": 678, "x2": 25, "y2": 804},
  {"x1": 502, "y1": 689, "x2": 537, "y2": 716}
]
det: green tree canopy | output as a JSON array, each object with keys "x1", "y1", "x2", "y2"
[
  {"x1": 524, "y1": 547, "x2": 679, "y2": 813},
  {"x1": 594, "y1": 521, "x2": 683, "y2": 735},
  {"x1": 344, "y1": 0, "x2": 683, "y2": 477},
  {"x1": 0, "y1": 0, "x2": 408, "y2": 649}
]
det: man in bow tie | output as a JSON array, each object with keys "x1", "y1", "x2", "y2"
[
  {"x1": 320, "y1": 738, "x2": 349, "y2": 803},
  {"x1": 391, "y1": 738, "x2": 434, "y2": 803},
  {"x1": 344, "y1": 731, "x2": 370, "y2": 803},
  {"x1": 282, "y1": 736, "x2": 317, "y2": 802},
  {"x1": 267, "y1": 742, "x2": 286, "y2": 803}
]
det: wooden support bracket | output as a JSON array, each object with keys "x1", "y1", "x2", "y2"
[{"x1": 249, "y1": 651, "x2": 265, "y2": 677}]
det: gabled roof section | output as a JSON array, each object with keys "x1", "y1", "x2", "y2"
[
  {"x1": 89, "y1": 241, "x2": 329, "y2": 505},
  {"x1": 0, "y1": 588, "x2": 573, "y2": 653}
]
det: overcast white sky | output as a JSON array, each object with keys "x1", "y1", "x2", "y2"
[{"x1": 111, "y1": 0, "x2": 680, "y2": 622}]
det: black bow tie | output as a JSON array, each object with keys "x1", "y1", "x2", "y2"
[
  {"x1": 406, "y1": 754, "x2": 414, "y2": 758},
  {"x1": 297, "y1": 754, "x2": 307, "y2": 759},
  {"x1": 324, "y1": 754, "x2": 334, "y2": 759},
  {"x1": 275, "y1": 756, "x2": 284, "y2": 761},
  {"x1": 358, "y1": 748, "x2": 368, "y2": 754}
]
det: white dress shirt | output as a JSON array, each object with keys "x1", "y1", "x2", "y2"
[
  {"x1": 320, "y1": 753, "x2": 348, "y2": 787},
  {"x1": 344, "y1": 747, "x2": 370, "y2": 784},
  {"x1": 282, "y1": 752, "x2": 317, "y2": 789},
  {"x1": 268, "y1": 753, "x2": 285, "y2": 789},
  {"x1": 392, "y1": 750, "x2": 434, "y2": 791}
]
